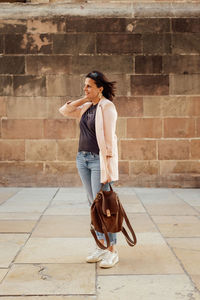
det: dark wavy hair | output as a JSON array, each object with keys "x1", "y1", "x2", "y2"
[{"x1": 86, "y1": 71, "x2": 116, "y2": 101}]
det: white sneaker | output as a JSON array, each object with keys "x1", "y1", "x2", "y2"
[
  {"x1": 99, "y1": 250, "x2": 119, "y2": 268},
  {"x1": 86, "y1": 248, "x2": 109, "y2": 263}
]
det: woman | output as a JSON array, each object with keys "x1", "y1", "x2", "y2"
[{"x1": 59, "y1": 71, "x2": 119, "y2": 268}]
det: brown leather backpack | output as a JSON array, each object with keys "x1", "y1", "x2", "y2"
[{"x1": 90, "y1": 184, "x2": 137, "y2": 250}]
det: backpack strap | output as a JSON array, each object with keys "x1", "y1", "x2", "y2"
[
  {"x1": 120, "y1": 202, "x2": 137, "y2": 247},
  {"x1": 90, "y1": 225, "x2": 110, "y2": 250},
  {"x1": 90, "y1": 202, "x2": 111, "y2": 250}
]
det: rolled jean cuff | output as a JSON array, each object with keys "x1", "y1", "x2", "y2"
[{"x1": 96, "y1": 230, "x2": 117, "y2": 246}]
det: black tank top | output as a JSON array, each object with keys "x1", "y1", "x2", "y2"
[{"x1": 78, "y1": 104, "x2": 99, "y2": 155}]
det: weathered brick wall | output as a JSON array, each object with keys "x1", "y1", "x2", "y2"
[{"x1": 0, "y1": 3, "x2": 200, "y2": 187}]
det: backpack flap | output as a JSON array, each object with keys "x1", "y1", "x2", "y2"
[{"x1": 101, "y1": 190, "x2": 119, "y2": 216}]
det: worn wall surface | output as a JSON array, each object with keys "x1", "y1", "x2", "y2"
[{"x1": 0, "y1": 3, "x2": 200, "y2": 187}]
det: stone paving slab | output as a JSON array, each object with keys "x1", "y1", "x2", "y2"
[
  {"x1": 135, "y1": 188, "x2": 198, "y2": 216},
  {"x1": 0, "y1": 269, "x2": 8, "y2": 282},
  {"x1": 0, "y1": 199, "x2": 51, "y2": 213},
  {"x1": 15, "y1": 237, "x2": 94, "y2": 264},
  {"x1": 4, "y1": 297, "x2": 96, "y2": 300},
  {"x1": 32, "y1": 215, "x2": 91, "y2": 238},
  {"x1": 97, "y1": 275, "x2": 200, "y2": 300},
  {"x1": 0, "y1": 187, "x2": 199, "y2": 299},
  {"x1": 44, "y1": 201, "x2": 90, "y2": 216},
  {"x1": 0, "y1": 220, "x2": 37, "y2": 233},
  {"x1": 167, "y1": 238, "x2": 200, "y2": 276},
  {"x1": 0, "y1": 264, "x2": 95, "y2": 295},
  {"x1": 152, "y1": 215, "x2": 200, "y2": 237},
  {"x1": 0, "y1": 188, "x2": 21, "y2": 205},
  {"x1": 0, "y1": 212, "x2": 41, "y2": 220},
  {"x1": 98, "y1": 232, "x2": 183, "y2": 275},
  {"x1": 0, "y1": 234, "x2": 29, "y2": 268}
]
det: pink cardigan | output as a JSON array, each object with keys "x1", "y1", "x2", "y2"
[{"x1": 59, "y1": 97, "x2": 119, "y2": 183}]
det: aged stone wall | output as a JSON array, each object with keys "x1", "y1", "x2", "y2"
[{"x1": 0, "y1": 3, "x2": 200, "y2": 187}]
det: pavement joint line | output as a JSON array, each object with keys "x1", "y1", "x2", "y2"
[
  {"x1": 133, "y1": 188, "x2": 200, "y2": 295},
  {"x1": 7, "y1": 188, "x2": 60, "y2": 269},
  {"x1": 97, "y1": 273, "x2": 185, "y2": 276},
  {"x1": 170, "y1": 188, "x2": 200, "y2": 216},
  {"x1": 0, "y1": 294, "x2": 97, "y2": 297},
  {"x1": 95, "y1": 257, "x2": 98, "y2": 297}
]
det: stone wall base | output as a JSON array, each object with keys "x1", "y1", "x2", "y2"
[{"x1": 1, "y1": 171, "x2": 199, "y2": 188}]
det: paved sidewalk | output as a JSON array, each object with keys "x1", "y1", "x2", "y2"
[{"x1": 0, "y1": 187, "x2": 199, "y2": 300}]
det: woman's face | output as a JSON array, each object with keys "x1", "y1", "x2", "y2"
[{"x1": 84, "y1": 77, "x2": 102, "y2": 100}]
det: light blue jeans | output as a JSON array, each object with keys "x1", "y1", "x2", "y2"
[{"x1": 76, "y1": 151, "x2": 117, "y2": 246}]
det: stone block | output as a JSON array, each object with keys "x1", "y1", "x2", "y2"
[
  {"x1": 47, "y1": 97, "x2": 66, "y2": 119},
  {"x1": 164, "y1": 118, "x2": 195, "y2": 138},
  {"x1": 72, "y1": 55, "x2": 133, "y2": 74},
  {"x1": 57, "y1": 140, "x2": 78, "y2": 161},
  {"x1": 126, "y1": 18, "x2": 170, "y2": 33},
  {"x1": 163, "y1": 55, "x2": 200, "y2": 74},
  {"x1": 46, "y1": 75, "x2": 81, "y2": 97},
  {"x1": 161, "y1": 96, "x2": 192, "y2": 117},
  {"x1": 143, "y1": 96, "x2": 161, "y2": 116},
  {"x1": 45, "y1": 162, "x2": 77, "y2": 175},
  {"x1": 0, "y1": 162, "x2": 44, "y2": 186},
  {"x1": 143, "y1": 33, "x2": 172, "y2": 54},
  {"x1": 160, "y1": 161, "x2": 200, "y2": 175},
  {"x1": 130, "y1": 161, "x2": 159, "y2": 175},
  {"x1": 191, "y1": 140, "x2": 200, "y2": 159},
  {"x1": 172, "y1": 33, "x2": 200, "y2": 54},
  {"x1": 170, "y1": 74, "x2": 200, "y2": 95},
  {"x1": 131, "y1": 75, "x2": 169, "y2": 96},
  {"x1": 119, "y1": 161, "x2": 129, "y2": 175},
  {"x1": 0, "y1": 97, "x2": 6, "y2": 117},
  {"x1": 66, "y1": 17, "x2": 126, "y2": 33},
  {"x1": 97, "y1": 34, "x2": 142, "y2": 54},
  {"x1": 44, "y1": 119, "x2": 77, "y2": 139},
  {"x1": 0, "y1": 35, "x2": 3, "y2": 53},
  {"x1": 114, "y1": 97, "x2": 143, "y2": 117},
  {"x1": 127, "y1": 118, "x2": 162, "y2": 138},
  {"x1": 197, "y1": 118, "x2": 200, "y2": 136},
  {"x1": 26, "y1": 140, "x2": 56, "y2": 161},
  {"x1": 158, "y1": 140, "x2": 190, "y2": 160},
  {"x1": 26, "y1": 55, "x2": 72, "y2": 75},
  {"x1": 13, "y1": 76, "x2": 46, "y2": 97},
  {"x1": 53, "y1": 34, "x2": 95, "y2": 54},
  {"x1": 0, "y1": 76, "x2": 12, "y2": 96},
  {"x1": 27, "y1": 17, "x2": 66, "y2": 33},
  {"x1": 104, "y1": 74, "x2": 130, "y2": 96},
  {"x1": 172, "y1": 18, "x2": 200, "y2": 33},
  {"x1": 6, "y1": 97, "x2": 48, "y2": 119},
  {"x1": 135, "y1": 55, "x2": 162, "y2": 74},
  {"x1": 120, "y1": 140, "x2": 156, "y2": 160},
  {"x1": 5, "y1": 34, "x2": 52, "y2": 54},
  {"x1": 143, "y1": 96, "x2": 193, "y2": 117},
  {"x1": 0, "y1": 140, "x2": 25, "y2": 161},
  {"x1": 0, "y1": 56, "x2": 25, "y2": 74},
  {"x1": 116, "y1": 118, "x2": 126, "y2": 138},
  {"x1": 2, "y1": 120, "x2": 44, "y2": 139},
  {"x1": 191, "y1": 97, "x2": 200, "y2": 116},
  {"x1": 0, "y1": 19, "x2": 27, "y2": 34}
]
